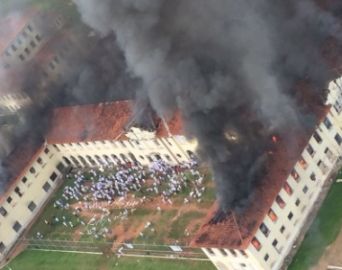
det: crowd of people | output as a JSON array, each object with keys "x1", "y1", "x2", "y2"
[{"x1": 35, "y1": 156, "x2": 207, "y2": 240}]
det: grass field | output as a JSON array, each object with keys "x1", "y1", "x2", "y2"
[
  {"x1": 7, "y1": 250, "x2": 215, "y2": 270},
  {"x1": 27, "y1": 163, "x2": 214, "y2": 247},
  {"x1": 289, "y1": 170, "x2": 342, "y2": 270}
]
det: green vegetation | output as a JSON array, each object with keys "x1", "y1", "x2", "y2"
[
  {"x1": 8, "y1": 250, "x2": 215, "y2": 270},
  {"x1": 169, "y1": 211, "x2": 205, "y2": 239},
  {"x1": 289, "y1": 171, "x2": 342, "y2": 270}
]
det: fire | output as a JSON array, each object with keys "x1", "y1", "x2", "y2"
[{"x1": 272, "y1": 135, "x2": 278, "y2": 143}]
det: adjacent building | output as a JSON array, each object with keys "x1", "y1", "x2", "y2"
[
  {"x1": 0, "y1": 100, "x2": 197, "y2": 262},
  {"x1": 191, "y1": 78, "x2": 342, "y2": 269}
]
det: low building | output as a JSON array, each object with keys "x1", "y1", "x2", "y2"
[
  {"x1": 0, "y1": 100, "x2": 197, "y2": 262},
  {"x1": 190, "y1": 78, "x2": 342, "y2": 270}
]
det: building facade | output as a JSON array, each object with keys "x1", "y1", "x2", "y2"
[{"x1": 193, "y1": 78, "x2": 342, "y2": 270}]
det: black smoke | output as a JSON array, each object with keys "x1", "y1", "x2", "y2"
[{"x1": 72, "y1": 0, "x2": 342, "y2": 211}]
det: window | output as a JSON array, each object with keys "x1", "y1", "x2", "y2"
[
  {"x1": 14, "y1": 187, "x2": 23, "y2": 197},
  {"x1": 324, "y1": 117, "x2": 332, "y2": 130},
  {"x1": 283, "y1": 182, "x2": 293, "y2": 195},
  {"x1": 43, "y1": 182, "x2": 51, "y2": 192},
  {"x1": 229, "y1": 249, "x2": 237, "y2": 257},
  {"x1": 288, "y1": 212, "x2": 294, "y2": 220},
  {"x1": 264, "y1": 254, "x2": 269, "y2": 262},
  {"x1": 276, "y1": 195, "x2": 286, "y2": 208},
  {"x1": 295, "y1": 199, "x2": 301, "y2": 206},
  {"x1": 0, "y1": 206, "x2": 7, "y2": 217},
  {"x1": 310, "y1": 173, "x2": 316, "y2": 181},
  {"x1": 268, "y1": 208, "x2": 278, "y2": 222},
  {"x1": 220, "y1": 249, "x2": 228, "y2": 256},
  {"x1": 27, "y1": 24, "x2": 33, "y2": 32},
  {"x1": 272, "y1": 239, "x2": 278, "y2": 248},
  {"x1": 7, "y1": 196, "x2": 12, "y2": 204},
  {"x1": 11, "y1": 44, "x2": 17, "y2": 52},
  {"x1": 0, "y1": 242, "x2": 5, "y2": 253},
  {"x1": 325, "y1": 147, "x2": 335, "y2": 162},
  {"x1": 30, "y1": 40, "x2": 36, "y2": 48},
  {"x1": 50, "y1": 172, "x2": 58, "y2": 181},
  {"x1": 28, "y1": 201, "x2": 36, "y2": 212},
  {"x1": 37, "y1": 157, "x2": 43, "y2": 165},
  {"x1": 298, "y1": 157, "x2": 308, "y2": 170},
  {"x1": 35, "y1": 34, "x2": 41, "y2": 42},
  {"x1": 260, "y1": 223, "x2": 270, "y2": 237},
  {"x1": 291, "y1": 169, "x2": 300, "y2": 182},
  {"x1": 13, "y1": 221, "x2": 22, "y2": 232},
  {"x1": 120, "y1": 141, "x2": 126, "y2": 148},
  {"x1": 317, "y1": 160, "x2": 328, "y2": 174},
  {"x1": 240, "y1": 263, "x2": 247, "y2": 268},
  {"x1": 313, "y1": 132, "x2": 322, "y2": 144},
  {"x1": 53, "y1": 145, "x2": 60, "y2": 151},
  {"x1": 303, "y1": 185, "x2": 309, "y2": 194},
  {"x1": 306, "y1": 144, "x2": 315, "y2": 157},
  {"x1": 335, "y1": 134, "x2": 342, "y2": 146},
  {"x1": 29, "y1": 167, "x2": 36, "y2": 174},
  {"x1": 207, "y1": 248, "x2": 214, "y2": 255},
  {"x1": 19, "y1": 54, "x2": 25, "y2": 61},
  {"x1": 57, "y1": 162, "x2": 65, "y2": 173},
  {"x1": 239, "y1": 250, "x2": 248, "y2": 257},
  {"x1": 24, "y1": 47, "x2": 30, "y2": 55},
  {"x1": 280, "y1": 226, "x2": 285, "y2": 234},
  {"x1": 44, "y1": 148, "x2": 49, "y2": 154},
  {"x1": 251, "y1": 237, "x2": 261, "y2": 251},
  {"x1": 22, "y1": 177, "x2": 27, "y2": 183}
]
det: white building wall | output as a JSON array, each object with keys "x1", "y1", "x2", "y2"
[
  {"x1": 203, "y1": 77, "x2": 342, "y2": 270},
  {"x1": 0, "y1": 145, "x2": 65, "y2": 260},
  {"x1": 0, "y1": 131, "x2": 197, "y2": 262}
]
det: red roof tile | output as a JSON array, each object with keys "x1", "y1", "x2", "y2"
[
  {"x1": 47, "y1": 101, "x2": 184, "y2": 144},
  {"x1": 191, "y1": 105, "x2": 330, "y2": 249}
]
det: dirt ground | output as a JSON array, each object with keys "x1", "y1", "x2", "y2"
[
  {"x1": 69, "y1": 193, "x2": 208, "y2": 251},
  {"x1": 311, "y1": 228, "x2": 342, "y2": 270}
]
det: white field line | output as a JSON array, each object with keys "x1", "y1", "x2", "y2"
[
  {"x1": 120, "y1": 253, "x2": 210, "y2": 261},
  {"x1": 328, "y1": 266, "x2": 342, "y2": 270},
  {"x1": 28, "y1": 248, "x2": 102, "y2": 255}
]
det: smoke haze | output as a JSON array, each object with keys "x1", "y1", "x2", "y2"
[
  {"x1": 1, "y1": 1, "x2": 341, "y2": 211},
  {"x1": 72, "y1": 0, "x2": 342, "y2": 211}
]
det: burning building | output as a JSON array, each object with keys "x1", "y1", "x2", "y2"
[
  {"x1": 0, "y1": 77, "x2": 342, "y2": 269},
  {"x1": 0, "y1": 7, "x2": 68, "y2": 113},
  {"x1": 190, "y1": 77, "x2": 342, "y2": 269},
  {"x1": 0, "y1": 100, "x2": 197, "y2": 263}
]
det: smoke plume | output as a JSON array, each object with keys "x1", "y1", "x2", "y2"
[{"x1": 72, "y1": 0, "x2": 342, "y2": 211}]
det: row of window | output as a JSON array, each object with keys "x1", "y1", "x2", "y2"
[
  {"x1": 64, "y1": 151, "x2": 182, "y2": 168},
  {"x1": 4, "y1": 24, "x2": 35, "y2": 57},
  {"x1": 206, "y1": 248, "x2": 247, "y2": 258},
  {"x1": 55, "y1": 138, "x2": 169, "y2": 151},
  {"x1": 18, "y1": 35, "x2": 41, "y2": 61}
]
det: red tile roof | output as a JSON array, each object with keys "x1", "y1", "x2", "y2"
[
  {"x1": 191, "y1": 105, "x2": 330, "y2": 249},
  {"x1": 46, "y1": 101, "x2": 184, "y2": 144}
]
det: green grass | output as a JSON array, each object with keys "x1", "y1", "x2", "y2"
[
  {"x1": 289, "y1": 172, "x2": 342, "y2": 270},
  {"x1": 169, "y1": 211, "x2": 205, "y2": 239},
  {"x1": 8, "y1": 250, "x2": 215, "y2": 270}
]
